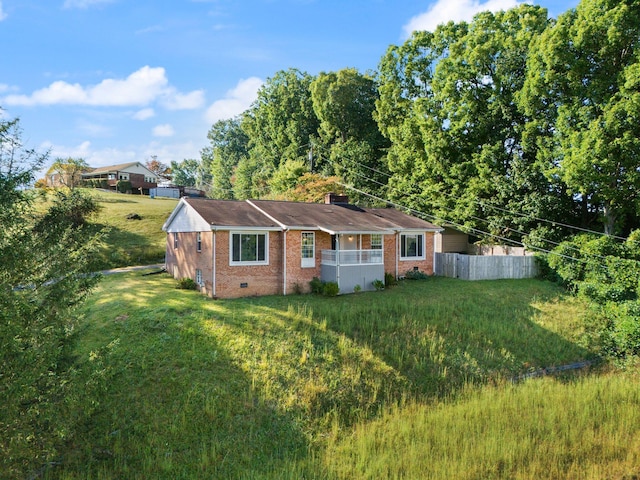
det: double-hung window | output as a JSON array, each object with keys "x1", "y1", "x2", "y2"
[
  {"x1": 195, "y1": 269, "x2": 203, "y2": 286},
  {"x1": 400, "y1": 233, "x2": 425, "y2": 260},
  {"x1": 230, "y1": 232, "x2": 268, "y2": 265},
  {"x1": 196, "y1": 232, "x2": 202, "y2": 252},
  {"x1": 301, "y1": 232, "x2": 315, "y2": 268},
  {"x1": 371, "y1": 234, "x2": 383, "y2": 250},
  {"x1": 173, "y1": 232, "x2": 179, "y2": 249}
]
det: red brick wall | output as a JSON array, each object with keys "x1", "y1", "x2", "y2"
[
  {"x1": 213, "y1": 231, "x2": 283, "y2": 298},
  {"x1": 396, "y1": 232, "x2": 436, "y2": 277},
  {"x1": 284, "y1": 230, "x2": 332, "y2": 294},
  {"x1": 165, "y1": 231, "x2": 213, "y2": 296},
  {"x1": 165, "y1": 229, "x2": 437, "y2": 298}
]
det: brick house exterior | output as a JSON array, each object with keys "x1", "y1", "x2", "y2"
[{"x1": 162, "y1": 194, "x2": 442, "y2": 298}]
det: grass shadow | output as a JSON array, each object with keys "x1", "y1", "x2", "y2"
[
  {"x1": 61, "y1": 273, "x2": 310, "y2": 479},
  {"x1": 248, "y1": 277, "x2": 595, "y2": 402}
]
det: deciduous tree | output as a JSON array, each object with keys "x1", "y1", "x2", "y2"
[
  {"x1": 521, "y1": 0, "x2": 640, "y2": 235},
  {"x1": 46, "y1": 157, "x2": 90, "y2": 189}
]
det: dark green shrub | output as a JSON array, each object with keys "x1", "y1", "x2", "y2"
[
  {"x1": 116, "y1": 180, "x2": 132, "y2": 193},
  {"x1": 322, "y1": 281, "x2": 340, "y2": 297},
  {"x1": 309, "y1": 276, "x2": 323, "y2": 294},
  {"x1": 405, "y1": 269, "x2": 429, "y2": 280},
  {"x1": 384, "y1": 272, "x2": 398, "y2": 287},
  {"x1": 372, "y1": 279, "x2": 385, "y2": 291},
  {"x1": 176, "y1": 278, "x2": 198, "y2": 290}
]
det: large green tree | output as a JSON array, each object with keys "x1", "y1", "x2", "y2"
[
  {"x1": 170, "y1": 158, "x2": 200, "y2": 187},
  {"x1": 310, "y1": 68, "x2": 390, "y2": 200},
  {"x1": 203, "y1": 117, "x2": 249, "y2": 199},
  {"x1": 376, "y1": 5, "x2": 571, "y2": 242},
  {"x1": 0, "y1": 116, "x2": 107, "y2": 478},
  {"x1": 240, "y1": 69, "x2": 319, "y2": 198},
  {"x1": 521, "y1": 0, "x2": 640, "y2": 235}
]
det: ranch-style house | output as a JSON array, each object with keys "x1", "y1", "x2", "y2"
[{"x1": 162, "y1": 193, "x2": 442, "y2": 298}]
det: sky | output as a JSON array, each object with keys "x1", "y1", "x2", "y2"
[{"x1": 0, "y1": 0, "x2": 579, "y2": 172}]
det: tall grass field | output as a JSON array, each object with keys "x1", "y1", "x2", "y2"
[{"x1": 42, "y1": 270, "x2": 640, "y2": 479}]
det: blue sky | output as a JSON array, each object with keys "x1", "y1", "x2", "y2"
[{"x1": 0, "y1": 0, "x2": 579, "y2": 171}]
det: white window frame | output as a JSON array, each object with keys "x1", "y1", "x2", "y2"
[
  {"x1": 301, "y1": 232, "x2": 315, "y2": 268},
  {"x1": 229, "y1": 231, "x2": 269, "y2": 266},
  {"x1": 196, "y1": 232, "x2": 202, "y2": 252},
  {"x1": 173, "y1": 232, "x2": 179, "y2": 249},
  {"x1": 400, "y1": 232, "x2": 425, "y2": 260},
  {"x1": 195, "y1": 268, "x2": 203, "y2": 286},
  {"x1": 371, "y1": 233, "x2": 383, "y2": 250}
]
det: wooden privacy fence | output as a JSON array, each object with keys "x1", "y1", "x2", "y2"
[{"x1": 434, "y1": 253, "x2": 538, "y2": 280}]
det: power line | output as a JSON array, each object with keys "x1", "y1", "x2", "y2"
[
  {"x1": 340, "y1": 182, "x2": 599, "y2": 268},
  {"x1": 347, "y1": 157, "x2": 634, "y2": 243}
]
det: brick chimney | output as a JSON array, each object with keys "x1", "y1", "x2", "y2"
[{"x1": 324, "y1": 192, "x2": 350, "y2": 204}]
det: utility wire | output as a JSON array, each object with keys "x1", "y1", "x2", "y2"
[{"x1": 347, "y1": 157, "x2": 634, "y2": 243}]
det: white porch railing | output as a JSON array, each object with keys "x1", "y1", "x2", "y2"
[{"x1": 321, "y1": 249, "x2": 383, "y2": 266}]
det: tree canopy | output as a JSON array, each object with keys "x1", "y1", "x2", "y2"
[{"x1": 1, "y1": 115, "x2": 109, "y2": 478}]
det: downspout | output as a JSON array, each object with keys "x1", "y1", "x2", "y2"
[
  {"x1": 212, "y1": 227, "x2": 217, "y2": 298},
  {"x1": 283, "y1": 229, "x2": 288, "y2": 295},
  {"x1": 336, "y1": 234, "x2": 340, "y2": 291},
  {"x1": 432, "y1": 232, "x2": 437, "y2": 276},
  {"x1": 395, "y1": 231, "x2": 399, "y2": 278}
]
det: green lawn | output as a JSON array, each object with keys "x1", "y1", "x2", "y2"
[
  {"x1": 43, "y1": 272, "x2": 640, "y2": 479},
  {"x1": 66, "y1": 189, "x2": 177, "y2": 269}
]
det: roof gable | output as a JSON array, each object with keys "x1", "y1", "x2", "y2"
[{"x1": 162, "y1": 200, "x2": 211, "y2": 233}]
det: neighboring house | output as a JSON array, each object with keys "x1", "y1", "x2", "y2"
[
  {"x1": 82, "y1": 162, "x2": 159, "y2": 194},
  {"x1": 162, "y1": 193, "x2": 442, "y2": 298}
]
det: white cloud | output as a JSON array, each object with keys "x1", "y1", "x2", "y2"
[
  {"x1": 161, "y1": 89, "x2": 205, "y2": 110},
  {"x1": 44, "y1": 140, "x2": 94, "y2": 160},
  {"x1": 0, "y1": 2, "x2": 7, "y2": 21},
  {"x1": 205, "y1": 77, "x2": 263, "y2": 124},
  {"x1": 63, "y1": 0, "x2": 115, "y2": 9},
  {"x1": 1, "y1": 66, "x2": 203, "y2": 111},
  {"x1": 153, "y1": 124, "x2": 175, "y2": 137},
  {"x1": 42, "y1": 139, "x2": 201, "y2": 169},
  {"x1": 133, "y1": 108, "x2": 155, "y2": 120},
  {"x1": 403, "y1": 0, "x2": 522, "y2": 36}
]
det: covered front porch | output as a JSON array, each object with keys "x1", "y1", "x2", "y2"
[{"x1": 319, "y1": 230, "x2": 390, "y2": 294}]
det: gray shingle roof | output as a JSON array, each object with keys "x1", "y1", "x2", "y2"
[{"x1": 184, "y1": 198, "x2": 440, "y2": 232}]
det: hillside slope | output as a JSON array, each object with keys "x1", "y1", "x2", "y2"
[
  {"x1": 84, "y1": 189, "x2": 177, "y2": 269},
  {"x1": 46, "y1": 272, "x2": 637, "y2": 479}
]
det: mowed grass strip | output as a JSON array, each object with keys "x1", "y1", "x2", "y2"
[{"x1": 53, "y1": 271, "x2": 625, "y2": 479}]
